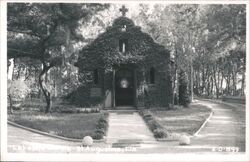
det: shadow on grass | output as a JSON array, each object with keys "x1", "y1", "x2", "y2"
[
  {"x1": 8, "y1": 110, "x2": 104, "y2": 139},
  {"x1": 150, "y1": 104, "x2": 212, "y2": 135}
]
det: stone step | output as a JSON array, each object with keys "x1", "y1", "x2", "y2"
[
  {"x1": 107, "y1": 110, "x2": 138, "y2": 114},
  {"x1": 116, "y1": 106, "x2": 136, "y2": 109},
  {"x1": 106, "y1": 138, "x2": 157, "y2": 144}
]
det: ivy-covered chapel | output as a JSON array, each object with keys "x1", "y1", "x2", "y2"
[{"x1": 73, "y1": 6, "x2": 173, "y2": 109}]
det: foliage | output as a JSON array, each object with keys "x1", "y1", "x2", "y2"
[
  {"x1": 7, "y1": 3, "x2": 109, "y2": 113},
  {"x1": 64, "y1": 84, "x2": 103, "y2": 107},
  {"x1": 8, "y1": 79, "x2": 31, "y2": 113},
  {"x1": 153, "y1": 128, "x2": 166, "y2": 138},
  {"x1": 8, "y1": 79, "x2": 31, "y2": 100},
  {"x1": 93, "y1": 113, "x2": 109, "y2": 140},
  {"x1": 76, "y1": 16, "x2": 169, "y2": 72},
  {"x1": 135, "y1": 4, "x2": 246, "y2": 99},
  {"x1": 139, "y1": 110, "x2": 168, "y2": 139}
]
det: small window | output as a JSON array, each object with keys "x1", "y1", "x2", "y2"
[
  {"x1": 93, "y1": 69, "x2": 99, "y2": 84},
  {"x1": 150, "y1": 67, "x2": 155, "y2": 84},
  {"x1": 119, "y1": 39, "x2": 128, "y2": 53}
]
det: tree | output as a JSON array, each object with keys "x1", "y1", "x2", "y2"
[
  {"x1": 135, "y1": 4, "x2": 246, "y2": 99},
  {"x1": 7, "y1": 3, "x2": 109, "y2": 113},
  {"x1": 178, "y1": 69, "x2": 190, "y2": 107}
]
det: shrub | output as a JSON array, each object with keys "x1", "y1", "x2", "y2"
[
  {"x1": 153, "y1": 129, "x2": 166, "y2": 138},
  {"x1": 96, "y1": 121, "x2": 108, "y2": 130},
  {"x1": 143, "y1": 113, "x2": 153, "y2": 121},
  {"x1": 95, "y1": 128, "x2": 106, "y2": 134},
  {"x1": 139, "y1": 110, "x2": 169, "y2": 139},
  {"x1": 147, "y1": 120, "x2": 158, "y2": 131},
  {"x1": 92, "y1": 113, "x2": 109, "y2": 140},
  {"x1": 99, "y1": 116, "x2": 108, "y2": 123},
  {"x1": 93, "y1": 128, "x2": 105, "y2": 140},
  {"x1": 8, "y1": 79, "x2": 31, "y2": 113},
  {"x1": 92, "y1": 132, "x2": 103, "y2": 140}
]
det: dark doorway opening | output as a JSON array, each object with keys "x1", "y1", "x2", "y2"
[{"x1": 115, "y1": 68, "x2": 134, "y2": 106}]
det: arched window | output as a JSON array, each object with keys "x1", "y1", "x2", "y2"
[
  {"x1": 150, "y1": 67, "x2": 155, "y2": 84},
  {"x1": 94, "y1": 69, "x2": 99, "y2": 84},
  {"x1": 119, "y1": 39, "x2": 128, "y2": 53}
]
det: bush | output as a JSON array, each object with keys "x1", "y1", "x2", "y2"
[
  {"x1": 92, "y1": 113, "x2": 109, "y2": 140},
  {"x1": 92, "y1": 132, "x2": 103, "y2": 140},
  {"x1": 153, "y1": 129, "x2": 166, "y2": 138},
  {"x1": 8, "y1": 79, "x2": 31, "y2": 113},
  {"x1": 139, "y1": 110, "x2": 169, "y2": 139},
  {"x1": 143, "y1": 114, "x2": 153, "y2": 121},
  {"x1": 147, "y1": 120, "x2": 158, "y2": 131},
  {"x1": 96, "y1": 121, "x2": 108, "y2": 130},
  {"x1": 95, "y1": 128, "x2": 105, "y2": 135},
  {"x1": 99, "y1": 116, "x2": 108, "y2": 123}
]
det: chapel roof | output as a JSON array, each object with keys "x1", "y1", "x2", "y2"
[{"x1": 75, "y1": 5, "x2": 170, "y2": 69}]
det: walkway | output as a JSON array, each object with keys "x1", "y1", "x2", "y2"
[
  {"x1": 106, "y1": 111, "x2": 156, "y2": 148},
  {"x1": 191, "y1": 100, "x2": 246, "y2": 152}
]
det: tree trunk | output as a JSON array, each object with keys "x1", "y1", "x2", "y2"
[
  {"x1": 226, "y1": 75, "x2": 231, "y2": 95},
  {"x1": 211, "y1": 76, "x2": 214, "y2": 98},
  {"x1": 241, "y1": 55, "x2": 246, "y2": 96},
  {"x1": 8, "y1": 95, "x2": 13, "y2": 114},
  {"x1": 241, "y1": 71, "x2": 245, "y2": 96},
  {"x1": 8, "y1": 58, "x2": 15, "y2": 81},
  {"x1": 201, "y1": 64, "x2": 205, "y2": 94},
  {"x1": 173, "y1": 68, "x2": 179, "y2": 105},
  {"x1": 39, "y1": 64, "x2": 52, "y2": 114},
  {"x1": 196, "y1": 68, "x2": 200, "y2": 95},
  {"x1": 220, "y1": 74, "x2": 224, "y2": 94},
  {"x1": 190, "y1": 64, "x2": 194, "y2": 102},
  {"x1": 213, "y1": 64, "x2": 219, "y2": 99}
]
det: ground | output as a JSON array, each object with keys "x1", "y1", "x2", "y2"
[
  {"x1": 8, "y1": 111, "x2": 103, "y2": 139},
  {"x1": 7, "y1": 99, "x2": 245, "y2": 154},
  {"x1": 150, "y1": 104, "x2": 211, "y2": 135}
]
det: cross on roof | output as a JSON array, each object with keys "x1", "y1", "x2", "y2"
[{"x1": 119, "y1": 5, "x2": 128, "y2": 17}]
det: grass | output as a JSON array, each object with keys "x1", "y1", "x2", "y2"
[
  {"x1": 8, "y1": 110, "x2": 105, "y2": 139},
  {"x1": 150, "y1": 104, "x2": 212, "y2": 135}
]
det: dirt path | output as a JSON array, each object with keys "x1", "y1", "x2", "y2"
[{"x1": 191, "y1": 100, "x2": 246, "y2": 152}]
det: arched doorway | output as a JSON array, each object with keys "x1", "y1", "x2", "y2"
[{"x1": 115, "y1": 68, "x2": 135, "y2": 106}]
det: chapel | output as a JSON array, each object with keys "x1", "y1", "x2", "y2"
[{"x1": 72, "y1": 5, "x2": 173, "y2": 109}]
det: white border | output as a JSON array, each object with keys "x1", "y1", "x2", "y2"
[{"x1": 1, "y1": 0, "x2": 249, "y2": 161}]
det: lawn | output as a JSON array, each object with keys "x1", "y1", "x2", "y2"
[
  {"x1": 150, "y1": 103, "x2": 212, "y2": 135},
  {"x1": 8, "y1": 110, "x2": 105, "y2": 139}
]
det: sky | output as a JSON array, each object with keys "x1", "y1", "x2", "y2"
[{"x1": 80, "y1": 4, "x2": 158, "y2": 40}]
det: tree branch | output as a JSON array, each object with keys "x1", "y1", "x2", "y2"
[{"x1": 8, "y1": 28, "x2": 41, "y2": 38}]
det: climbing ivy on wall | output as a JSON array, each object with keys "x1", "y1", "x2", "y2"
[
  {"x1": 75, "y1": 17, "x2": 169, "y2": 72},
  {"x1": 71, "y1": 16, "x2": 172, "y2": 108}
]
